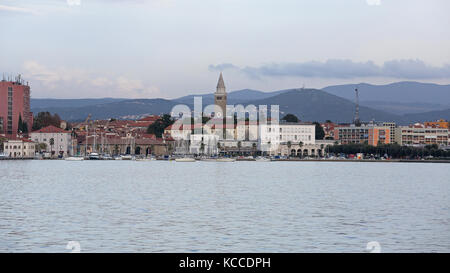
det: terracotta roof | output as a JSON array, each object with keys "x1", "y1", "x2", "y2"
[
  {"x1": 5, "y1": 137, "x2": 35, "y2": 143},
  {"x1": 32, "y1": 125, "x2": 69, "y2": 134},
  {"x1": 138, "y1": 116, "x2": 160, "y2": 122}
]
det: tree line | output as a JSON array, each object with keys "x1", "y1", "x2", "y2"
[{"x1": 327, "y1": 143, "x2": 450, "y2": 159}]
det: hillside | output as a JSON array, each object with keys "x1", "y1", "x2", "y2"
[
  {"x1": 29, "y1": 83, "x2": 448, "y2": 124},
  {"x1": 31, "y1": 98, "x2": 126, "y2": 109},
  {"x1": 33, "y1": 99, "x2": 178, "y2": 121},
  {"x1": 403, "y1": 108, "x2": 450, "y2": 123},
  {"x1": 172, "y1": 89, "x2": 288, "y2": 105},
  {"x1": 323, "y1": 81, "x2": 450, "y2": 103},
  {"x1": 244, "y1": 89, "x2": 405, "y2": 123}
]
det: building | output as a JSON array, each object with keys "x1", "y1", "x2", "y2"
[
  {"x1": 334, "y1": 124, "x2": 391, "y2": 146},
  {"x1": 3, "y1": 138, "x2": 36, "y2": 158},
  {"x1": 30, "y1": 125, "x2": 73, "y2": 157},
  {"x1": 395, "y1": 124, "x2": 448, "y2": 146},
  {"x1": 383, "y1": 122, "x2": 397, "y2": 144},
  {"x1": 80, "y1": 135, "x2": 172, "y2": 156},
  {"x1": 189, "y1": 134, "x2": 219, "y2": 155},
  {"x1": 258, "y1": 121, "x2": 316, "y2": 155},
  {"x1": 424, "y1": 119, "x2": 449, "y2": 129},
  {"x1": 214, "y1": 73, "x2": 227, "y2": 118},
  {"x1": 0, "y1": 75, "x2": 33, "y2": 136}
]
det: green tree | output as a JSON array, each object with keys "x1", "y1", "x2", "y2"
[
  {"x1": 0, "y1": 137, "x2": 6, "y2": 153},
  {"x1": 199, "y1": 142, "x2": 205, "y2": 155},
  {"x1": 298, "y1": 141, "x2": 304, "y2": 158},
  {"x1": 147, "y1": 114, "x2": 174, "y2": 138},
  {"x1": 49, "y1": 138, "x2": 55, "y2": 156},
  {"x1": 18, "y1": 114, "x2": 23, "y2": 133},
  {"x1": 313, "y1": 122, "x2": 325, "y2": 140},
  {"x1": 282, "y1": 114, "x2": 299, "y2": 123},
  {"x1": 32, "y1": 112, "x2": 61, "y2": 131}
]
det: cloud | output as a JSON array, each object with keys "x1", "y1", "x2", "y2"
[
  {"x1": 208, "y1": 63, "x2": 239, "y2": 72},
  {"x1": 366, "y1": 0, "x2": 381, "y2": 6},
  {"x1": 23, "y1": 61, "x2": 160, "y2": 98},
  {"x1": 67, "y1": 0, "x2": 81, "y2": 6},
  {"x1": 0, "y1": 4, "x2": 38, "y2": 15},
  {"x1": 210, "y1": 59, "x2": 450, "y2": 80}
]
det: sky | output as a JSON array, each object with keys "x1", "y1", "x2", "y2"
[{"x1": 1, "y1": 0, "x2": 450, "y2": 99}]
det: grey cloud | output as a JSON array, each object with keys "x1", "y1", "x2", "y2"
[
  {"x1": 208, "y1": 63, "x2": 239, "y2": 72},
  {"x1": 211, "y1": 59, "x2": 450, "y2": 80}
]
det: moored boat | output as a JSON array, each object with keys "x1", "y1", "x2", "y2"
[
  {"x1": 65, "y1": 157, "x2": 84, "y2": 161},
  {"x1": 216, "y1": 158, "x2": 236, "y2": 162},
  {"x1": 175, "y1": 157, "x2": 196, "y2": 162},
  {"x1": 88, "y1": 153, "x2": 100, "y2": 160}
]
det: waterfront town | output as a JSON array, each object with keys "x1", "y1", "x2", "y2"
[{"x1": 1, "y1": 74, "x2": 449, "y2": 161}]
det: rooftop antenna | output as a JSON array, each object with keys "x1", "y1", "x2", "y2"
[{"x1": 354, "y1": 88, "x2": 361, "y2": 126}]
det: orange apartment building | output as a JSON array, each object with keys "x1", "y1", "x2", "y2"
[{"x1": 334, "y1": 124, "x2": 391, "y2": 146}]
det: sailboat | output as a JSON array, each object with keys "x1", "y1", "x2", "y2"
[{"x1": 65, "y1": 131, "x2": 84, "y2": 161}]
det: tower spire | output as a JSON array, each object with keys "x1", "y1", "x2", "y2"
[{"x1": 216, "y1": 72, "x2": 226, "y2": 92}]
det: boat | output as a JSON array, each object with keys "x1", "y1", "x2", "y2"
[
  {"x1": 136, "y1": 157, "x2": 153, "y2": 162},
  {"x1": 65, "y1": 157, "x2": 84, "y2": 161},
  {"x1": 101, "y1": 154, "x2": 113, "y2": 160},
  {"x1": 120, "y1": 155, "x2": 134, "y2": 160},
  {"x1": 201, "y1": 158, "x2": 217, "y2": 162},
  {"x1": 216, "y1": 158, "x2": 236, "y2": 162},
  {"x1": 175, "y1": 157, "x2": 196, "y2": 162},
  {"x1": 88, "y1": 153, "x2": 100, "y2": 160},
  {"x1": 255, "y1": 157, "x2": 271, "y2": 162}
]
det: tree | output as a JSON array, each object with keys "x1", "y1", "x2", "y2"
[
  {"x1": 32, "y1": 112, "x2": 61, "y2": 131},
  {"x1": 200, "y1": 142, "x2": 205, "y2": 155},
  {"x1": 313, "y1": 122, "x2": 325, "y2": 140},
  {"x1": 287, "y1": 141, "x2": 292, "y2": 157},
  {"x1": 49, "y1": 138, "x2": 55, "y2": 156},
  {"x1": 37, "y1": 143, "x2": 47, "y2": 153},
  {"x1": 18, "y1": 114, "x2": 23, "y2": 134},
  {"x1": 0, "y1": 137, "x2": 6, "y2": 153},
  {"x1": 298, "y1": 141, "x2": 304, "y2": 158},
  {"x1": 252, "y1": 142, "x2": 257, "y2": 156},
  {"x1": 237, "y1": 141, "x2": 242, "y2": 155},
  {"x1": 282, "y1": 114, "x2": 299, "y2": 123},
  {"x1": 147, "y1": 114, "x2": 174, "y2": 138}
]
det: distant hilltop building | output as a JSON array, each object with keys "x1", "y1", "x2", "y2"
[
  {"x1": 214, "y1": 72, "x2": 227, "y2": 118},
  {"x1": 0, "y1": 74, "x2": 33, "y2": 136}
]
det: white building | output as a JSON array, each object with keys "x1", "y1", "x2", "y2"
[
  {"x1": 30, "y1": 125, "x2": 73, "y2": 157},
  {"x1": 395, "y1": 125, "x2": 449, "y2": 146},
  {"x1": 3, "y1": 139, "x2": 36, "y2": 158},
  {"x1": 258, "y1": 121, "x2": 316, "y2": 155},
  {"x1": 189, "y1": 134, "x2": 219, "y2": 155}
]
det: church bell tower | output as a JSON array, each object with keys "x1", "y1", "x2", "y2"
[{"x1": 214, "y1": 72, "x2": 227, "y2": 117}]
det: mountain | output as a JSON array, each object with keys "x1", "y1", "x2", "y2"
[
  {"x1": 29, "y1": 83, "x2": 448, "y2": 124},
  {"x1": 33, "y1": 99, "x2": 178, "y2": 121},
  {"x1": 322, "y1": 82, "x2": 450, "y2": 115},
  {"x1": 173, "y1": 89, "x2": 289, "y2": 105},
  {"x1": 358, "y1": 101, "x2": 449, "y2": 115},
  {"x1": 31, "y1": 98, "x2": 126, "y2": 109},
  {"x1": 403, "y1": 108, "x2": 450, "y2": 123},
  {"x1": 244, "y1": 89, "x2": 405, "y2": 123}
]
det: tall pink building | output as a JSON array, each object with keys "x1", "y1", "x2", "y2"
[{"x1": 0, "y1": 75, "x2": 33, "y2": 137}]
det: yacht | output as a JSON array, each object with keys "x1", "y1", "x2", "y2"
[
  {"x1": 216, "y1": 158, "x2": 236, "y2": 162},
  {"x1": 175, "y1": 157, "x2": 196, "y2": 162},
  {"x1": 120, "y1": 155, "x2": 134, "y2": 160},
  {"x1": 65, "y1": 156, "x2": 84, "y2": 161},
  {"x1": 255, "y1": 157, "x2": 271, "y2": 162},
  {"x1": 88, "y1": 152, "x2": 100, "y2": 160}
]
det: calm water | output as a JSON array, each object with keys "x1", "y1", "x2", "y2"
[{"x1": 0, "y1": 160, "x2": 449, "y2": 253}]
